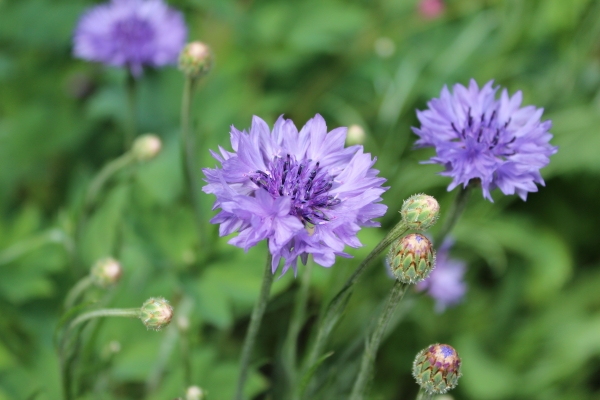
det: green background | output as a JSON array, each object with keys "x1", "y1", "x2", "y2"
[{"x1": 0, "y1": 0, "x2": 599, "y2": 398}]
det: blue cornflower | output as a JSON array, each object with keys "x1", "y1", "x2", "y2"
[
  {"x1": 412, "y1": 79, "x2": 557, "y2": 201},
  {"x1": 73, "y1": 0, "x2": 187, "y2": 76},
  {"x1": 203, "y1": 114, "x2": 388, "y2": 275}
]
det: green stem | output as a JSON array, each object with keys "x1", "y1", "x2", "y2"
[
  {"x1": 84, "y1": 152, "x2": 136, "y2": 211},
  {"x1": 125, "y1": 71, "x2": 137, "y2": 150},
  {"x1": 283, "y1": 259, "x2": 313, "y2": 399},
  {"x1": 349, "y1": 280, "x2": 406, "y2": 400},
  {"x1": 235, "y1": 251, "x2": 274, "y2": 400},
  {"x1": 67, "y1": 308, "x2": 140, "y2": 333},
  {"x1": 434, "y1": 186, "x2": 471, "y2": 245},
  {"x1": 64, "y1": 276, "x2": 94, "y2": 310},
  {"x1": 0, "y1": 229, "x2": 68, "y2": 266},
  {"x1": 304, "y1": 220, "x2": 408, "y2": 373},
  {"x1": 415, "y1": 388, "x2": 433, "y2": 400},
  {"x1": 181, "y1": 76, "x2": 207, "y2": 249}
]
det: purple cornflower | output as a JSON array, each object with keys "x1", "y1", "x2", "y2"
[
  {"x1": 73, "y1": 0, "x2": 187, "y2": 76},
  {"x1": 416, "y1": 239, "x2": 466, "y2": 313},
  {"x1": 203, "y1": 114, "x2": 388, "y2": 275},
  {"x1": 412, "y1": 79, "x2": 557, "y2": 201}
]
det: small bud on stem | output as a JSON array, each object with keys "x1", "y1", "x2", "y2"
[
  {"x1": 179, "y1": 41, "x2": 213, "y2": 79},
  {"x1": 388, "y1": 233, "x2": 435, "y2": 284},
  {"x1": 401, "y1": 194, "x2": 440, "y2": 231},
  {"x1": 132, "y1": 134, "x2": 162, "y2": 162},
  {"x1": 140, "y1": 297, "x2": 173, "y2": 331}
]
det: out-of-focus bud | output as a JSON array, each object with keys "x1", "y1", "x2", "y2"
[
  {"x1": 132, "y1": 134, "x2": 162, "y2": 162},
  {"x1": 90, "y1": 257, "x2": 122, "y2": 288},
  {"x1": 346, "y1": 124, "x2": 366, "y2": 146},
  {"x1": 418, "y1": 0, "x2": 445, "y2": 20},
  {"x1": 401, "y1": 194, "x2": 440, "y2": 231},
  {"x1": 374, "y1": 37, "x2": 396, "y2": 58},
  {"x1": 185, "y1": 386, "x2": 205, "y2": 400},
  {"x1": 413, "y1": 344, "x2": 461, "y2": 394},
  {"x1": 387, "y1": 233, "x2": 435, "y2": 284},
  {"x1": 177, "y1": 315, "x2": 190, "y2": 332},
  {"x1": 140, "y1": 297, "x2": 173, "y2": 331},
  {"x1": 179, "y1": 41, "x2": 213, "y2": 79}
]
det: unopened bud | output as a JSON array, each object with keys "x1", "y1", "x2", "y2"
[
  {"x1": 346, "y1": 124, "x2": 366, "y2": 146},
  {"x1": 413, "y1": 344, "x2": 461, "y2": 394},
  {"x1": 132, "y1": 134, "x2": 162, "y2": 162},
  {"x1": 179, "y1": 41, "x2": 213, "y2": 78},
  {"x1": 90, "y1": 257, "x2": 122, "y2": 288},
  {"x1": 387, "y1": 233, "x2": 435, "y2": 284},
  {"x1": 177, "y1": 315, "x2": 190, "y2": 332},
  {"x1": 186, "y1": 386, "x2": 205, "y2": 400},
  {"x1": 401, "y1": 194, "x2": 440, "y2": 231},
  {"x1": 140, "y1": 297, "x2": 173, "y2": 331}
]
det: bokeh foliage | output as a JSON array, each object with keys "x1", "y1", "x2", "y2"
[{"x1": 1, "y1": 0, "x2": 600, "y2": 399}]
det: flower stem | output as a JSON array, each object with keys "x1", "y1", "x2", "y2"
[
  {"x1": 64, "y1": 276, "x2": 94, "y2": 310},
  {"x1": 235, "y1": 251, "x2": 274, "y2": 400},
  {"x1": 283, "y1": 259, "x2": 313, "y2": 398},
  {"x1": 180, "y1": 76, "x2": 207, "y2": 249},
  {"x1": 67, "y1": 308, "x2": 140, "y2": 333},
  {"x1": 434, "y1": 185, "x2": 471, "y2": 245},
  {"x1": 84, "y1": 152, "x2": 136, "y2": 211},
  {"x1": 349, "y1": 280, "x2": 407, "y2": 400},
  {"x1": 304, "y1": 220, "x2": 408, "y2": 373},
  {"x1": 416, "y1": 388, "x2": 433, "y2": 400},
  {"x1": 125, "y1": 71, "x2": 137, "y2": 150}
]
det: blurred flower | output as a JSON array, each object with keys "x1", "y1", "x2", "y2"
[
  {"x1": 73, "y1": 0, "x2": 187, "y2": 76},
  {"x1": 412, "y1": 79, "x2": 557, "y2": 201},
  {"x1": 185, "y1": 386, "x2": 205, "y2": 400},
  {"x1": 179, "y1": 41, "x2": 213, "y2": 79},
  {"x1": 90, "y1": 257, "x2": 122, "y2": 288},
  {"x1": 418, "y1": 0, "x2": 445, "y2": 19},
  {"x1": 132, "y1": 134, "x2": 162, "y2": 161},
  {"x1": 346, "y1": 124, "x2": 365, "y2": 145},
  {"x1": 416, "y1": 239, "x2": 466, "y2": 313},
  {"x1": 140, "y1": 297, "x2": 173, "y2": 331},
  {"x1": 203, "y1": 114, "x2": 388, "y2": 275}
]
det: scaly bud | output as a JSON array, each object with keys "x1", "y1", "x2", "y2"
[
  {"x1": 346, "y1": 124, "x2": 365, "y2": 146},
  {"x1": 387, "y1": 233, "x2": 435, "y2": 284},
  {"x1": 186, "y1": 386, "x2": 205, "y2": 400},
  {"x1": 179, "y1": 41, "x2": 213, "y2": 79},
  {"x1": 401, "y1": 194, "x2": 440, "y2": 231},
  {"x1": 140, "y1": 297, "x2": 173, "y2": 331},
  {"x1": 413, "y1": 344, "x2": 461, "y2": 394},
  {"x1": 132, "y1": 134, "x2": 162, "y2": 162},
  {"x1": 90, "y1": 257, "x2": 122, "y2": 288}
]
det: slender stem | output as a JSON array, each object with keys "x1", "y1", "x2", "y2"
[
  {"x1": 125, "y1": 71, "x2": 137, "y2": 150},
  {"x1": 67, "y1": 308, "x2": 140, "y2": 333},
  {"x1": 64, "y1": 276, "x2": 94, "y2": 310},
  {"x1": 235, "y1": 251, "x2": 274, "y2": 400},
  {"x1": 84, "y1": 152, "x2": 136, "y2": 211},
  {"x1": 283, "y1": 259, "x2": 313, "y2": 399},
  {"x1": 415, "y1": 388, "x2": 433, "y2": 400},
  {"x1": 180, "y1": 76, "x2": 207, "y2": 249},
  {"x1": 304, "y1": 220, "x2": 408, "y2": 372},
  {"x1": 434, "y1": 186, "x2": 471, "y2": 245},
  {"x1": 0, "y1": 229, "x2": 66, "y2": 266},
  {"x1": 349, "y1": 280, "x2": 406, "y2": 400}
]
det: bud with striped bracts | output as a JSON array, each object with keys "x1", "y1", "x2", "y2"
[
  {"x1": 401, "y1": 194, "x2": 440, "y2": 231},
  {"x1": 90, "y1": 257, "x2": 122, "y2": 288},
  {"x1": 413, "y1": 344, "x2": 462, "y2": 394},
  {"x1": 140, "y1": 297, "x2": 173, "y2": 331},
  {"x1": 387, "y1": 233, "x2": 435, "y2": 284}
]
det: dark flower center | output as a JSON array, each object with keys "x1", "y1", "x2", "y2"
[
  {"x1": 451, "y1": 108, "x2": 516, "y2": 158},
  {"x1": 250, "y1": 154, "x2": 340, "y2": 225},
  {"x1": 112, "y1": 17, "x2": 155, "y2": 57}
]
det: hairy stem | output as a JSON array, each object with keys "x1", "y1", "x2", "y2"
[{"x1": 434, "y1": 185, "x2": 471, "y2": 245}]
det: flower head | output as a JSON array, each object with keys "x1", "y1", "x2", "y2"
[
  {"x1": 412, "y1": 79, "x2": 557, "y2": 201},
  {"x1": 73, "y1": 0, "x2": 187, "y2": 76},
  {"x1": 413, "y1": 344, "x2": 462, "y2": 394},
  {"x1": 416, "y1": 239, "x2": 466, "y2": 313},
  {"x1": 387, "y1": 233, "x2": 435, "y2": 284},
  {"x1": 203, "y1": 114, "x2": 388, "y2": 275},
  {"x1": 140, "y1": 297, "x2": 173, "y2": 331}
]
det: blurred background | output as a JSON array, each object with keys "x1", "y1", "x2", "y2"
[{"x1": 1, "y1": 0, "x2": 600, "y2": 399}]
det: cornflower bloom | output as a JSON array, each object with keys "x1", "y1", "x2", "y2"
[
  {"x1": 412, "y1": 79, "x2": 557, "y2": 201},
  {"x1": 203, "y1": 114, "x2": 388, "y2": 275},
  {"x1": 416, "y1": 239, "x2": 466, "y2": 313},
  {"x1": 73, "y1": 0, "x2": 187, "y2": 76}
]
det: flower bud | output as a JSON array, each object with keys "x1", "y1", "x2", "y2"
[
  {"x1": 413, "y1": 344, "x2": 461, "y2": 394},
  {"x1": 90, "y1": 257, "x2": 122, "y2": 288},
  {"x1": 401, "y1": 194, "x2": 440, "y2": 231},
  {"x1": 179, "y1": 41, "x2": 213, "y2": 79},
  {"x1": 140, "y1": 297, "x2": 173, "y2": 331},
  {"x1": 346, "y1": 124, "x2": 365, "y2": 146},
  {"x1": 186, "y1": 386, "x2": 205, "y2": 400},
  {"x1": 387, "y1": 233, "x2": 435, "y2": 284},
  {"x1": 132, "y1": 134, "x2": 162, "y2": 162}
]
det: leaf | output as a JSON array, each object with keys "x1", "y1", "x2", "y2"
[{"x1": 298, "y1": 351, "x2": 334, "y2": 398}]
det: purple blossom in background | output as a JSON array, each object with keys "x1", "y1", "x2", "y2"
[
  {"x1": 203, "y1": 114, "x2": 388, "y2": 275},
  {"x1": 73, "y1": 0, "x2": 187, "y2": 76},
  {"x1": 416, "y1": 239, "x2": 466, "y2": 313},
  {"x1": 412, "y1": 79, "x2": 557, "y2": 201}
]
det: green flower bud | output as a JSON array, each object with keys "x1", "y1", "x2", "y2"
[
  {"x1": 90, "y1": 257, "x2": 122, "y2": 288},
  {"x1": 186, "y1": 386, "x2": 205, "y2": 400},
  {"x1": 132, "y1": 134, "x2": 162, "y2": 162},
  {"x1": 413, "y1": 344, "x2": 462, "y2": 394},
  {"x1": 401, "y1": 194, "x2": 440, "y2": 231},
  {"x1": 179, "y1": 41, "x2": 213, "y2": 79},
  {"x1": 346, "y1": 124, "x2": 365, "y2": 146},
  {"x1": 140, "y1": 297, "x2": 173, "y2": 331},
  {"x1": 387, "y1": 233, "x2": 435, "y2": 284}
]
